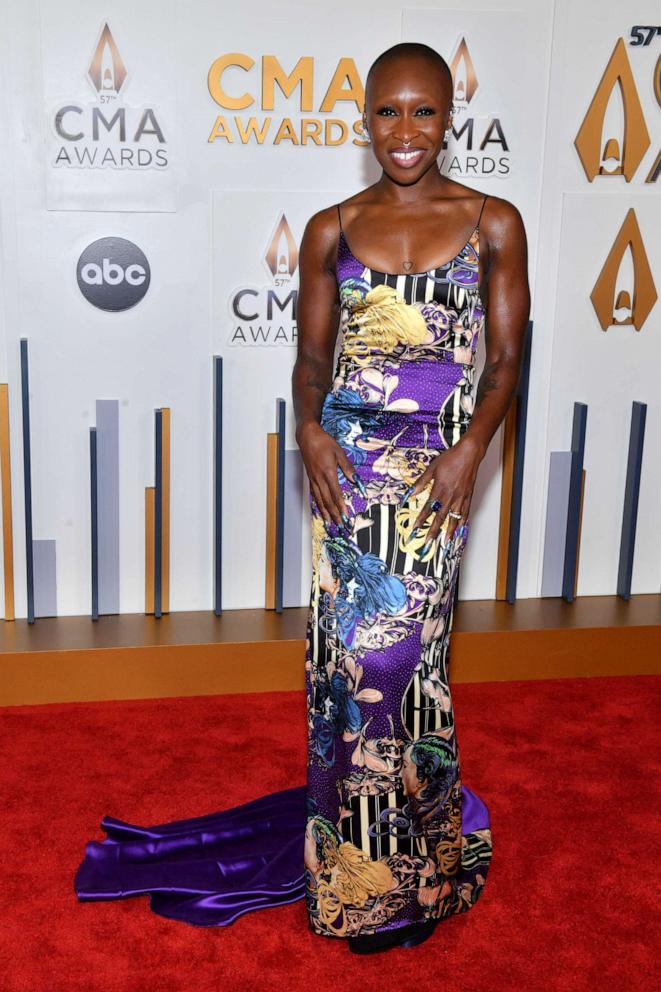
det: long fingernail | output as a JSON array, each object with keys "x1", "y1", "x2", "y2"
[
  {"x1": 410, "y1": 527, "x2": 420, "y2": 539},
  {"x1": 420, "y1": 539, "x2": 432, "y2": 557},
  {"x1": 341, "y1": 511, "x2": 350, "y2": 526},
  {"x1": 400, "y1": 485, "x2": 414, "y2": 504},
  {"x1": 353, "y1": 474, "x2": 367, "y2": 497}
]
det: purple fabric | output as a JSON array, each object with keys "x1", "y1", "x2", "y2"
[
  {"x1": 74, "y1": 783, "x2": 488, "y2": 927},
  {"x1": 461, "y1": 783, "x2": 490, "y2": 834},
  {"x1": 74, "y1": 785, "x2": 307, "y2": 926}
]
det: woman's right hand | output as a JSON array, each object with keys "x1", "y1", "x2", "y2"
[{"x1": 295, "y1": 420, "x2": 361, "y2": 528}]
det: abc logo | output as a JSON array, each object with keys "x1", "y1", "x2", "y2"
[{"x1": 77, "y1": 237, "x2": 150, "y2": 311}]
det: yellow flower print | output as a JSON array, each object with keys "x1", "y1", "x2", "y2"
[
  {"x1": 343, "y1": 284, "x2": 429, "y2": 361},
  {"x1": 309, "y1": 815, "x2": 395, "y2": 934},
  {"x1": 394, "y1": 482, "x2": 452, "y2": 562},
  {"x1": 311, "y1": 512, "x2": 327, "y2": 574},
  {"x1": 332, "y1": 842, "x2": 395, "y2": 907}
]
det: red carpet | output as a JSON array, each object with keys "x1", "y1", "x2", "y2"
[{"x1": 1, "y1": 674, "x2": 658, "y2": 992}]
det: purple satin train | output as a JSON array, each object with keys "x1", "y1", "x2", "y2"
[{"x1": 73, "y1": 782, "x2": 489, "y2": 927}]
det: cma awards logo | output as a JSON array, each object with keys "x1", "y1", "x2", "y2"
[
  {"x1": 444, "y1": 36, "x2": 511, "y2": 177},
  {"x1": 575, "y1": 37, "x2": 659, "y2": 330},
  {"x1": 591, "y1": 209, "x2": 657, "y2": 331},
  {"x1": 227, "y1": 214, "x2": 298, "y2": 347},
  {"x1": 574, "y1": 37, "x2": 659, "y2": 182},
  {"x1": 77, "y1": 237, "x2": 151, "y2": 311},
  {"x1": 49, "y1": 21, "x2": 169, "y2": 171},
  {"x1": 207, "y1": 53, "x2": 368, "y2": 147}
]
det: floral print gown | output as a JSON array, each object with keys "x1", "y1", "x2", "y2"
[{"x1": 304, "y1": 198, "x2": 494, "y2": 940}]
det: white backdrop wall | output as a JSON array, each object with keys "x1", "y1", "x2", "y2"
[{"x1": 0, "y1": 0, "x2": 658, "y2": 618}]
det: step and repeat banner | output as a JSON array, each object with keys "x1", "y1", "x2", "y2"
[{"x1": 0, "y1": 0, "x2": 658, "y2": 618}]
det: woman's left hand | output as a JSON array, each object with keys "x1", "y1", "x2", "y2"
[{"x1": 402, "y1": 435, "x2": 484, "y2": 547}]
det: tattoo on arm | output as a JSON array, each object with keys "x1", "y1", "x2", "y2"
[
  {"x1": 292, "y1": 353, "x2": 333, "y2": 429},
  {"x1": 474, "y1": 361, "x2": 500, "y2": 409},
  {"x1": 302, "y1": 358, "x2": 331, "y2": 398}
]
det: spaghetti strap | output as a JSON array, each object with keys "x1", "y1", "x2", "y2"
[
  {"x1": 336, "y1": 202, "x2": 343, "y2": 233},
  {"x1": 476, "y1": 194, "x2": 488, "y2": 228}
]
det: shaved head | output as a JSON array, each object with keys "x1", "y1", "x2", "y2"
[{"x1": 365, "y1": 42, "x2": 453, "y2": 108}]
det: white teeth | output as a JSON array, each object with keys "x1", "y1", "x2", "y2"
[{"x1": 392, "y1": 150, "x2": 421, "y2": 161}]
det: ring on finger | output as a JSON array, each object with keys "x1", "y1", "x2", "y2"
[
  {"x1": 447, "y1": 509, "x2": 463, "y2": 520},
  {"x1": 430, "y1": 499, "x2": 443, "y2": 512}
]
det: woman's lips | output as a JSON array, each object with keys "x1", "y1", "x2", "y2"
[{"x1": 388, "y1": 148, "x2": 427, "y2": 168}]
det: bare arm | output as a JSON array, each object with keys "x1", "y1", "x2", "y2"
[
  {"x1": 292, "y1": 209, "x2": 341, "y2": 435},
  {"x1": 461, "y1": 198, "x2": 531, "y2": 460},
  {"x1": 292, "y1": 208, "x2": 358, "y2": 527}
]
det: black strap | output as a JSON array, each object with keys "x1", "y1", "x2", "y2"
[
  {"x1": 337, "y1": 202, "x2": 343, "y2": 232},
  {"x1": 476, "y1": 194, "x2": 488, "y2": 228}
]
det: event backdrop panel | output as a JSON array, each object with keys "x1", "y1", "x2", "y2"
[
  {"x1": 524, "y1": 0, "x2": 660, "y2": 597},
  {"x1": 547, "y1": 192, "x2": 659, "y2": 596},
  {"x1": 3, "y1": 199, "x2": 213, "y2": 615}
]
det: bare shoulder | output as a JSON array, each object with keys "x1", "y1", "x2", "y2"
[
  {"x1": 300, "y1": 203, "x2": 343, "y2": 274},
  {"x1": 303, "y1": 202, "x2": 341, "y2": 241},
  {"x1": 480, "y1": 191, "x2": 527, "y2": 251}
]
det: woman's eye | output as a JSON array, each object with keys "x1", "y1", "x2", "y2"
[{"x1": 376, "y1": 105, "x2": 435, "y2": 116}]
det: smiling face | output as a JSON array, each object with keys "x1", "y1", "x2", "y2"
[{"x1": 363, "y1": 53, "x2": 453, "y2": 186}]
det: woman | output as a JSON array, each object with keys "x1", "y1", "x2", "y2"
[
  {"x1": 293, "y1": 41, "x2": 530, "y2": 953},
  {"x1": 73, "y1": 41, "x2": 530, "y2": 955}
]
